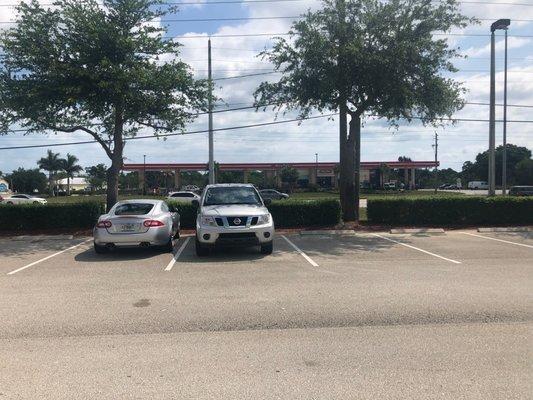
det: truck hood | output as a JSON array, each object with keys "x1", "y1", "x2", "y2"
[{"x1": 200, "y1": 204, "x2": 269, "y2": 217}]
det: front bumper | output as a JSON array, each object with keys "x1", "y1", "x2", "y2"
[
  {"x1": 196, "y1": 220, "x2": 274, "y2": 246},
  {"x1": 93, "y1": 227, "x2": 171, "y2": 247}
]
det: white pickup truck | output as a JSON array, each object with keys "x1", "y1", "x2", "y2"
[{"x1": 0, "y1": 194, "x2": 47, "y2": 205}]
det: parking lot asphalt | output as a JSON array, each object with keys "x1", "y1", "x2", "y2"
[{"x1": 0, "y1": 230, "x2": 531, "y2": 399}]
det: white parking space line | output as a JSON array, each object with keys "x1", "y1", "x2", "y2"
[
  {"x1": 164, "y1": 237, "x2": 191, "y2": 271},
  {"x1": 459, "y1": 232, "x2": 533, "y2": 249},
  {"x1": 281, "y1": 235, "x2": 319, "y2": 267},
  {"x1": 7, "y1": 239, "x2": 92, "y2": 275},
  {"x1": 371, "y1": 234, "x2": 462, "y2": 264}
]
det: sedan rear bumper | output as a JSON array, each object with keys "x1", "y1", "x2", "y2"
[{"x1": 93, "y1": 227, "x2": 171, "y2": 246}]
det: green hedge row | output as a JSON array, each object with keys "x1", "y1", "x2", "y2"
[
  {"x1": 168, "y1": 199, "x2": 342, "y2": 229},
  {"x1": 367, "y1": 196, "x2": 533, "y2": 226},
  {"x1": 0, "y1": 202, "x2": 105, "y2": 231},
  {"x1": 0, "y1": 199, "x2": 341, "y2": 232}
]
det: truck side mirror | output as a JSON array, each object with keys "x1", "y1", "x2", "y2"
[{"x1": 264, "y1": 198, "x2": 272, "y2": 206}]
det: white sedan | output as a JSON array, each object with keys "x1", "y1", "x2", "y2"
[
  {"x1": 2, "y1": 194, "x2": 47, "y2": 205},
  {"x1": 167, "y1": 191, "x2": 201, "y2": 203}
]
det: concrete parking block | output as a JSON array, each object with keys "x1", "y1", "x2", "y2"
[
  {"x1": 390, "y1": 228, "x2": 445, "y2": 234},
  {"x1": 477, "y1": 227, "x2": 531, "y2": 233}
]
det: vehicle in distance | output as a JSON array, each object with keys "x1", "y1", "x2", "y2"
[
  {"x1": 194, "y1": 184, "x2": 274, "y2": 256},
  {"x1": 167, "y1": 191, "x2": 201, "y2": 203},
  {"x1": 0, "y1": 194, "x2": 47, "y2": 204},
  {"x1": 468, "y1": 181, "x2": 489, "y2": 190},
  {"x1": 509, "y1": 186, "x2": 533, "y2": 196},
  {"x1": 93, "y1": 199, "x2": 180, "y2": 254},
  {"x1": 181, "y1": 185, "x2": 201, "y2": 192},
  {"x1": 259, "y1": 189, "x2": 289, "y2": 200},
  {"x1": 443, "y1": 184, "x2": 460, "y2": 190}
]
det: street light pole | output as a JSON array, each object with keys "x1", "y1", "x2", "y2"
[
  {"x1": 502, "y1": 27, "x2": 509, "y2": 195},
  {"x1": 208, "y1": 38, "x2": 215, "y2": 184},
  {"x1": 489, "y1": 19, "x2": 510, "y2": 197}
]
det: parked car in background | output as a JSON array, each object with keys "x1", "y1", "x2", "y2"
[
  {"x1": 194, "y1": 184, "x2": 274, "y2": 256},
  {"x1": 1, "y1": 194, "x2": 47, "y2": 205},
  {"x1": 509, "y1": 186, "x2": 533, "y2": 196},
  {"x1": 259, "y1": 189, "x2": 289, "y2": 201},
  {"x1": 443, "y1": 184, "x2": 460, "y2": 190},
  {"x1": 383, "y1": 182, "x2": 396, "y2": 190},
  {"x1": 93, "y1": 199, "x2": 180, "y2": 253},
  {"x1": 167, "y1": 191, "x2": 201, "y2": 203},
  {"x1": 182, "y1": 185, "x2": 201, "y2": 192},
  {"x1": 468, "y1": 181, "x2": 489, "y2": 190}
]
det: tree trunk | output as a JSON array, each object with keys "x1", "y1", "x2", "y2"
[
  {"x1": 67, "y1": 176, "x2": 70, "y2": 196},
  {"x1": 106, "y1": 100, "x2": 124, "y2": 212},
  {"x1": 349, "y1": 114, "x2": 361, "y2": 222},
  {"x1": 339, "y1": 102, "x2": 357, "y2": 222}
]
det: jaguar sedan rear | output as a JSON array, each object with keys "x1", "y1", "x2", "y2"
[{"x1": 93, "y1": 199, "x2": 180, "y2": 253}]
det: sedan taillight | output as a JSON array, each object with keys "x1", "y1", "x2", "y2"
[
  {"x1": 143, "y1": 220, "x2": 165, "y2": 228},
  {"x1": 96, "y1": 220, "x2": 112, "y2": 228}
]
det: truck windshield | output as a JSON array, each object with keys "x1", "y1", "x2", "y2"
[{"x1": 204, "y1": 187, "x2": 262, "y2": 206}]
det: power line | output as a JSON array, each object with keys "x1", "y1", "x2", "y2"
[{"x1": 0, "y1": 113, "x2": 337, "y2": 150}]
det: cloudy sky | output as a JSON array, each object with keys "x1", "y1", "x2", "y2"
[{"x1": 0, "y1": 0, "x2": 532, "y2": 174}]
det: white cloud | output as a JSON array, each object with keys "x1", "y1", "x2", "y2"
[{"x1": 464, "y1": 37, "x2": 532, "y2": 58}]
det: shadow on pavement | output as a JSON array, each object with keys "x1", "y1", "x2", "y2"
[{"x1": 74, "y1": 246, "x2": 168, "y2": 262}]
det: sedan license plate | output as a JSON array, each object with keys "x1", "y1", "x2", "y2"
[{"x1": 120, "y1": 223, "x2": 137, "y2": 232}]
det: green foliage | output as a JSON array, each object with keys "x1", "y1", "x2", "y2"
[
  {"x1": 280, "y1": 165, "x2": 299, "y2": 184},
  {"x1": 37, "y1": 150, "x2": 63, "y2": 195},
  {"x1": 268, "y1": 199, "x2": 341, "y2": 228},
  {"x1": 6, "y1": 168, "x2": 47, "y2": 194},
  {"x1": 514, "y1": 158, "x2": 533, "y2": 185},
  {"x1": 461, "y1": 144, "x2": 531, "y2": 185},
  {"x1": 167, "y1": 201, "x2": 198, "y2": 229},
  {"x1": 367, "y1": 196, "x2": 533, "y2": 226},
  {"x1": 0, "y1": 201, "x2": 104, "y2": 231},
  {"x1": 85, "y1": 164, "x2": 107, "y2": 191}
]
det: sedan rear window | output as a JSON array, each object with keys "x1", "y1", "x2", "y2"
[{"x1": 114, "y1": 203, "x2": 154, "y2": 215}]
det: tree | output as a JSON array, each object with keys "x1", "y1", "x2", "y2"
[
  {"x1": 515, "y1": 158, "x2": 533, "y2": 185},
  {"x1": 6, "y1": 168, "x2": 47, "y2": 194},
  {"x1": 0, "y1": 0, "x2": 210, "y2": 210},
  {"x1": 280, "y1": 165, "x2": 299, "y2": 192},
  {"x1": 460, "y1": 144, "x2": 531, "y2": 185},
  {"x1": 85, "y1": 164, "x2": 107, "y2": 192},
  {"x1": 37, "y1": 150, "x2": 62, "y2": 196},
  {"x1": 60, "y1": 153, "x2": 83, "y2": 196},
  {"x1": 254, "y1": 0, "x2": 472, "y2": 221}
]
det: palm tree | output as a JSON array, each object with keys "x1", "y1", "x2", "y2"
[
  {"x1": 37, "y1": 150, "x2": 62, "y2": 196},
  {"x1": 60, "y1": 153, "x2": 83, "y2": 196}
]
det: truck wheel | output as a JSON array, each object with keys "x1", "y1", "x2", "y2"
[
  {"x1": 195, "y1": 237, "x2": 209, "y2": 257},
  {"x1": 260, "y1": 241, "x2": 273, "y2": 255}
]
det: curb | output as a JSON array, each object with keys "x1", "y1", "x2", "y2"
[
  {"x1": 300, "y1": 230, "x2": 355, "y2": 236},
  {"x1": 390, "y1": 228, "x2": 445, "y2": 234},
  {"x1": 477, "y1": 227, "x2": 531, "y2": 233}
]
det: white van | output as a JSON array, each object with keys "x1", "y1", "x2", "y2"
[{"x1": 467, "y1": 181, "x2": 489, "y2": 190}]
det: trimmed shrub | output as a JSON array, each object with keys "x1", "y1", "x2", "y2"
[
  {"x1": 167, "y1": 201, "x2": 198, "y2": 229},
  {"x1": 268, "y1": 199, "x2": 341, "y2": 228},
  {"x1": 367, "y1": 196, "x2": 533, "y2": 226},
  {"x1": 166, "y1": 199, "x2": 342, "y2": 229},
  {"x1": 0, "y1": 201, "x2": 105, "y2": 231}
]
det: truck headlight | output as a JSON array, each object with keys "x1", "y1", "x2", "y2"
[
  {"x1": 258, "y1": 214, "x2": 271, "y2": 225},
  {"x1": 200, "y1": 215, "x2": 217, "y2": 227}
]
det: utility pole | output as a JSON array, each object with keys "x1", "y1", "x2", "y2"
[
  {"x1": 489, "y1": 27, "x2": 496, "y2": 196},
  {"x1": 502, "y1": 27, "x2": 509, "y2": 195},
  {"x1": 207, "y1": 38, "x2": 215, "y2": 184},
  {"x1": 432, "y1": 132, "x2": 438, "y2": 193}
]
